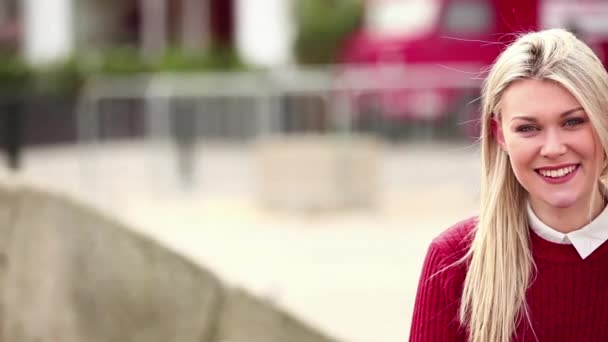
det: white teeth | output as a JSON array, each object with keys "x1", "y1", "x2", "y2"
[{"x1": 539, "y1": 165, "x2": 576, "y2": 178}]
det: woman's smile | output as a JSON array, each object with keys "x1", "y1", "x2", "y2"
[{"x1": 535, "y1": 163, "x2": 579, "y2": 184}]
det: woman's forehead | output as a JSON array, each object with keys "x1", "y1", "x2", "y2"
[{"x1": 499, "y1": 79, "x2": 582, "y2": 121}]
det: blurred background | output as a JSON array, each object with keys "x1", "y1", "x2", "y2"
[{"x1": 2, "y1": 0, "x2": 608, "y2": 341}]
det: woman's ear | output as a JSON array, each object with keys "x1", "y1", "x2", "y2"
[{"x1": 491, "y1": 117, "x2": 507, "y2": 150}]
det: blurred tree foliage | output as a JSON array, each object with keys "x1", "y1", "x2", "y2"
[{"x1": 294, "y1": 0, "x2": 363, "y2": 65}]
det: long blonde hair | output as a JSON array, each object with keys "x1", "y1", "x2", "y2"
[{"x1": 461, "y1": 29, "x2": 608, "y2": 342}]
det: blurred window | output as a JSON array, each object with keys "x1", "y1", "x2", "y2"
[
  {"x1": 442, "y1": 1, "x2": 492, "y2": 34},
  {"x1": 366, "y1": 1, "x2": 438, "y2": 37}
]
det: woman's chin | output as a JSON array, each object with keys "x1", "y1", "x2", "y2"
[{"x1": 534, "y1": 193, "x2": 580, "y2": 210}]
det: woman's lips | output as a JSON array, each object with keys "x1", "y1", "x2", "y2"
[{"x1": 535, "y1": 164, "x2": 580, "y2": 184}]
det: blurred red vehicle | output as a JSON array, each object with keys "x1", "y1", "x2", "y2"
[{"x1": 339, "y1": 0, "x2": 608, "y2": 137}]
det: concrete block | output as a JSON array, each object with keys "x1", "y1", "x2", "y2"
[{"x1": 256, "y1": 134, "x2": 380, "y2": 212}]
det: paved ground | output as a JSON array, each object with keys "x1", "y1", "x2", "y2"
[{"x1": 7, "y1": 139, "x2": 481, "y2": 342}]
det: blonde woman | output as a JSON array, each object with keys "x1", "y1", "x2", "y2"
[{"x1": 409, "y1": 29, "x2": 608, "y2": 342}]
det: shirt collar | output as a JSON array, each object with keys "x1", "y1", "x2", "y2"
[{"x1": 527, "y1": 201, "x2": 608, "y2": 259}]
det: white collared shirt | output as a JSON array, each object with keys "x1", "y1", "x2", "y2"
[{"x1": 527, "y1": 202, "x2": 608, "y2": 259}]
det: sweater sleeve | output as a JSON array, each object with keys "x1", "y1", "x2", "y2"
[{"x1": 409, "y1": 240, "x2": 466, "y2": 342}]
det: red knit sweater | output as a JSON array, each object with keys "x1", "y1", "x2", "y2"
[{"x1": 409, "y1": 217, "x2": 608, "y2": 342}]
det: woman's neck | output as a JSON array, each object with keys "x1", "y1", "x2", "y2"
[{"x1": 529, "y1": 191, "x2": 606, "y2": 234}]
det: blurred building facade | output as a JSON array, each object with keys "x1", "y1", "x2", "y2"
[
  {"x1": 3, "y1": 0, "x2": 293, "y2": 67},
  {"x1": 18, "y1": 0, "x2": 235, "y2": 64}
]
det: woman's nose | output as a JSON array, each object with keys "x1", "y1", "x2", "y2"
[{"x1": 540, "y1": 130, "x2": 567, "y2": 158}]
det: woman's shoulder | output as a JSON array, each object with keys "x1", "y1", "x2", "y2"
[{"x1": 429, "y1": 216, "x2": 477, "y2": 262}]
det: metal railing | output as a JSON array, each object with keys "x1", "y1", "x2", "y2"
[{"x1": 76, "y1": 64, "x2": 484, "y2": 145}]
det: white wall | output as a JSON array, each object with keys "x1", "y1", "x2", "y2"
[
  {"x1": 21, "y1": 0, "x2": 74, "y2": 65},
  {"x1": 236, "y1": 0, "x2": 294, "y2": 67}
]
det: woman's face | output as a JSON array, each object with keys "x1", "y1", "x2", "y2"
[{"x1": 496, "y1": 78, "x2": 604, "y2": 213}]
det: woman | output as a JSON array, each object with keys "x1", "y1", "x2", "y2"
[{"x1": 409, "y1": 29, "x2": 608, "y2": 342}]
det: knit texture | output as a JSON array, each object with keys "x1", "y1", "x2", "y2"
[{"x1": 409, "y1": 217, "x2": 608, "y2": 341}]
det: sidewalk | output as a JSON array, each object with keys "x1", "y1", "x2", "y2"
[{"x1": 12, "y1": 140, "x2": 480, "y2": 342}]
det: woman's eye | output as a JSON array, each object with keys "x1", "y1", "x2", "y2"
[
  {"x1": 516, "y1": 125, "x2": 537, "y2": 133},
  {"x1": 564, "y1": 118, "x2": 585, "y2": 127}
]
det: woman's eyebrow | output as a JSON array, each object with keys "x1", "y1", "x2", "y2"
[
  {"x1": 509, "y1": 107, "x2": 584, "y2": 122},
  {"x1": 559, "y1": 107, "x2": 584, "y2": 117}
]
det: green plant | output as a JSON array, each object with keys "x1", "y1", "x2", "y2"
[
  {"x1": 156, "y1": 45, "x2": 246, "y2": 72},
  {"x1": 33, "y1": 58, "x2": 86, "y2": 96},
  {"x1": 0, "y1": 45, "x2": 248, "y2": 97},
  {"x1": 96, "y1": 48, "x2": 153, "y2": 75},
  {"x1": 0, "y1": 53, "x2": 32, "y2": 94}
]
